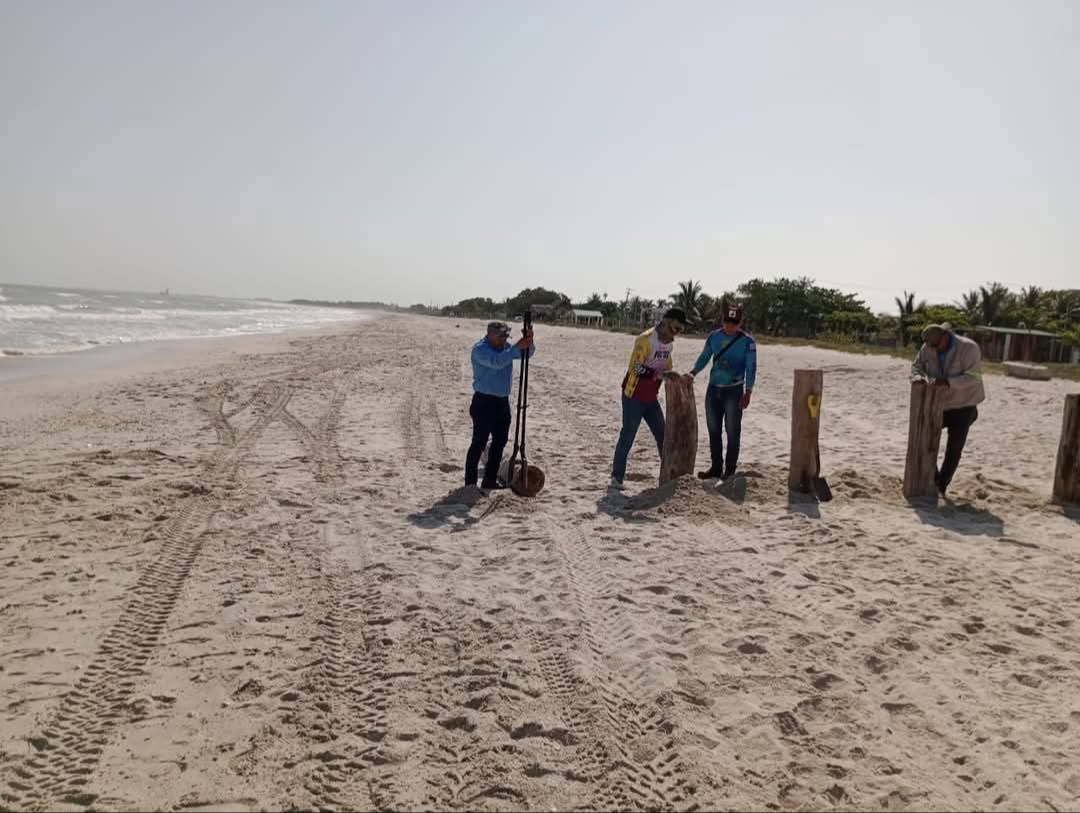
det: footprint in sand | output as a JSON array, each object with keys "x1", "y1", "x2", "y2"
[
  {"x1": 737, "y1": 642, "x2": 768, "y2": 655},
  {"x1": 864, "y1": 655, "x2": 887, "y2": 674}
]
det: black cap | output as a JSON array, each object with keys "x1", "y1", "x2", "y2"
[
  {"x1": 723, "y1": 304, "x2": 744, "y2": 323},
  {"x1": 662, "y1": 307, "x2": 688, "y2": 324}
]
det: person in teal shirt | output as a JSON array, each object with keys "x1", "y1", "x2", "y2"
[{"x1": 688, "y1": 304, "x2": 757, "y2": 480}]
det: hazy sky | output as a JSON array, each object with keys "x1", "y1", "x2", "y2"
[{"x1": 1, "y1": 1, "x2": 1076, "y2": 312}]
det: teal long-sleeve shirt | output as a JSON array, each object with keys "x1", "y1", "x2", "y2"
[{"x1": 691, "y1": 330, "x2": 758, "y2": 390}]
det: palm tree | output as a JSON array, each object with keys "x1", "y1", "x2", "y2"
[
  {"x1": 697, "y1": 293, "x2": 715, "y2": 322},
  {"x1": 894, "y1": 290, "x2": 927, "y2": 346},
  {"x1": 1019, "y1": 285, "x2": 1043, "y2": 310},
  {"x1": 957, "y1": 289, "x2": 981, "y2": 323},
  {"x1": 1013, "y1": 285, "x2": 1047, "y2": 329},
  {"x1": 584, "y1": 292, "x2": 604, "y2": 311},
  {"x1": 671, "y1": 280, "x2": 704, "y2": 321},
  {"x1": 978, "y1": 283, "x2": 1012, "y2": 326}
]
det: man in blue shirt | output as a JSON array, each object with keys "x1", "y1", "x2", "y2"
[
  {"x1": 466, "y1": 321, "x2": 535, "y2": 489},
  {"x1": 688, "y1": 304, "x2": 757, "y2": 481}
]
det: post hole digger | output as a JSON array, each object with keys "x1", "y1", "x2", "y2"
[{"x1": 501, "y1": 309, "x2": 545, "y2": 497}]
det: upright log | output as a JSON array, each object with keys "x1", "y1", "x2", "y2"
[
  {"x1": 659, "y1": 376, "x2": 697, "y2": 484},
  {"x1": 1053, "y1": 394, "x2": 1080, "y2": 504},
  {"x1": 902, "y1": 381, "x2": 946, "y2": 498},
  {"x1": 789, "y1": 370, "x2": 824, "y2": 492}
]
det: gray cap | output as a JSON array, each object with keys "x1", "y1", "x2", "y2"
[
  {"x1": 922, "y1": 322, "x2": 951, "y2": 343},
  {"x1": 487, "y1": 321, "x2": 511, "y2": 337}
]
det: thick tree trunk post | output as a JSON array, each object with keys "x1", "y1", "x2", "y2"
[
  {"x1": 902, "y1": 381, "x2": 946, "y2": 499},
  {"x1": 788, "y1": 370, "x2": 824, "y2": 492},
  {"x1": 659, "y1": 376, "x2": 697, "y2": 484},
  {"x1": 1053, "y1": 394, "x2": 1080, "y2": 504}
]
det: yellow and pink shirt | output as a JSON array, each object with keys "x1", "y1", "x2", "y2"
[{"x1": 621, "y1": 327, "x2": 673, "y2": 403}]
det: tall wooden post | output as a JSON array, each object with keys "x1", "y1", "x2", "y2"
[
  {"x1": 1053, "y1": 394, "x2": 1080, "y2": 504},
  {"x1": 789, "y1": 370, "x2": 824, "y2": 492},
  {"x1": 903, "y1": 381, "x2": 946, "y2": 498},
  {"x1": 659, "y1": 376, "x2": 697, "y2": 484}
]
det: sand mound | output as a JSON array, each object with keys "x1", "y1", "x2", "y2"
[{"x1": 619, "y1": 474, "x2": 748, "y2": 521}]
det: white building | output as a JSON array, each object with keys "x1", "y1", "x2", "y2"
[{"x1": 571, "y1": 309, "x2": 604, "y2": 327}]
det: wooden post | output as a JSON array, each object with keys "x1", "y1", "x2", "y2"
[
  {"x1": 659, "y1": 376, "x2": 697, "y2": 484},
  {"x1": 1053, "y1": 394, "x2": 1080, "y2": 504},
  {"x1": 789, "y1": 369, "x2": 824, "y2": 492},
  {"x1": 902, "y1": 381, "x2": 946, "y2": 498}
]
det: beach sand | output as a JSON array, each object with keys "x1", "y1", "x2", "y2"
[{"x1": 2, "y1": 313, "x2": 1078, "y2": 812}]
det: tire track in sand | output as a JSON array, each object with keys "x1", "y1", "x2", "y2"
[
  {"x1": 277, "y1": 367, "x2": 359, "y2": 490},
  {"x1": 527, "y1": 517, "x2": 699, "y2": 812},
  {"x1": 1, "y1": 383, "x2": 292, "y2": 812},
  {"x1": 289, "y1": 523, "x2": 392, "y2": 813},
  {"x1": 377, "y1": 601, "x2": 527, "y2": 811}
]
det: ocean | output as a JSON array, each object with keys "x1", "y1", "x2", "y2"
[{"x1": 0, "y1": 283, "x2": 368, "y2": 356}]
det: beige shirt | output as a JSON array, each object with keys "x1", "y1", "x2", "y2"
[{"x1": 912, "y1": 332, "x2": 987, "y2": 411}]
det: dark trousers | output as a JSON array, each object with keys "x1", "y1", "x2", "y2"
[
  {"x1": 466, "y1": 393, "x2": 512, "y2": 486},
  {"x1": 938, "y1": 406, "x2": 978, "y2": 489},
  {"x1": 705, "y1": 384, "x2": 743, "y2": 475},
  {"x1": 612, "y1": 395, "x2": 665, "y2": 481}
]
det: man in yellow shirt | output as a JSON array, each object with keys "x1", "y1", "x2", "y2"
[{"x1": 610, "y1": 308, "x2": 688, "y2": 488}]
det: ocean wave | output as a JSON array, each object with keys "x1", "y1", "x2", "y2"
[
  {"x1": 1, "y1": 299, "x2": 367, "y2": 356},
  {"x1": 54, "y1": 292, "x2": 81, "y2": 298},
  {"x1": 0, "y1": 304, "x2": 60, "y2": 319}
]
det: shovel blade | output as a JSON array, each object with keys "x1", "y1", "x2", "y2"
[
  {"x1": 812, "y1": 476, "x2": 833, "y2": 502},
  {"x1": 510, "y1": 464, "x2": 546, "y2": 498}
]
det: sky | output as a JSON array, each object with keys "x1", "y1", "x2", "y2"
[{"x1": 1, "y1": 1, "x2": 1077, "y2": 313}]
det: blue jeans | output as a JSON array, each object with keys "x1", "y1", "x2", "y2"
[
  {"x1": 705, "y1": 384, "x2": 743, "y2": 475},
  {"x1": 612, "y1": 395, "x2": 665, "y2": 481}
]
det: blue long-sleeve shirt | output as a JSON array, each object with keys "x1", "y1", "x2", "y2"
[
  {"x1": 691, "y1": 330, "x2": 757, "y2": 390},
  {"x1": 471, "y1": 338, "x2": 536, "y2": 397}
]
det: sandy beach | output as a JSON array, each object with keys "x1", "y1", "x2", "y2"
[{"x1": 1, "y1": 313, "x2": 1079, "y2": 812}]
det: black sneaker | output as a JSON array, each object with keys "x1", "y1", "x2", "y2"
[
  {"x1": 722, "y1": 468, "x2": 737, "y2": 481},
  {"x1": 697, "y1": 468, "x2": 722, "y2": 480}
]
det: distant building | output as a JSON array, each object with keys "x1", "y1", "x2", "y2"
[
  {"x1": 571, "y1": 309, "x2": 604, "y2": 327},
  {"x1": 972, "y1": 326, "x2": 1070, "y2": 364},
  {"x1": 529, "y1": 303, "x2": 559, "y2": 320}
]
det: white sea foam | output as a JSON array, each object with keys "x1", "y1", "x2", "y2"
[{"x1": 0, "y1": 285, "x2": 369, "y2": 355}]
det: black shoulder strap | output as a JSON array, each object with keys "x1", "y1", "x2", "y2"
[{"x1": 711, "y1": 331, "x2": 745, "y2": 365}]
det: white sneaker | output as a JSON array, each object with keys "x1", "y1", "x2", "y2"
[{"x1": 609, "y1": 477, "x2": 625, "y2": 490}]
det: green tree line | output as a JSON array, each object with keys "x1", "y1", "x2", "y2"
[
  {"x1": 438, "y1": 280, "x2": 1080, "y2": 349},
  {"x1": 894, "y1": 284, "x2": 1080, "y2": 348}
]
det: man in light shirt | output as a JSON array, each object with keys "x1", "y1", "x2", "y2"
[
  {"x1": 911, "y1": 323, "x2": 986, "y2": 495},
  {"x1": 466, "y1": 321, "x2": 535, "y2": 490}
]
